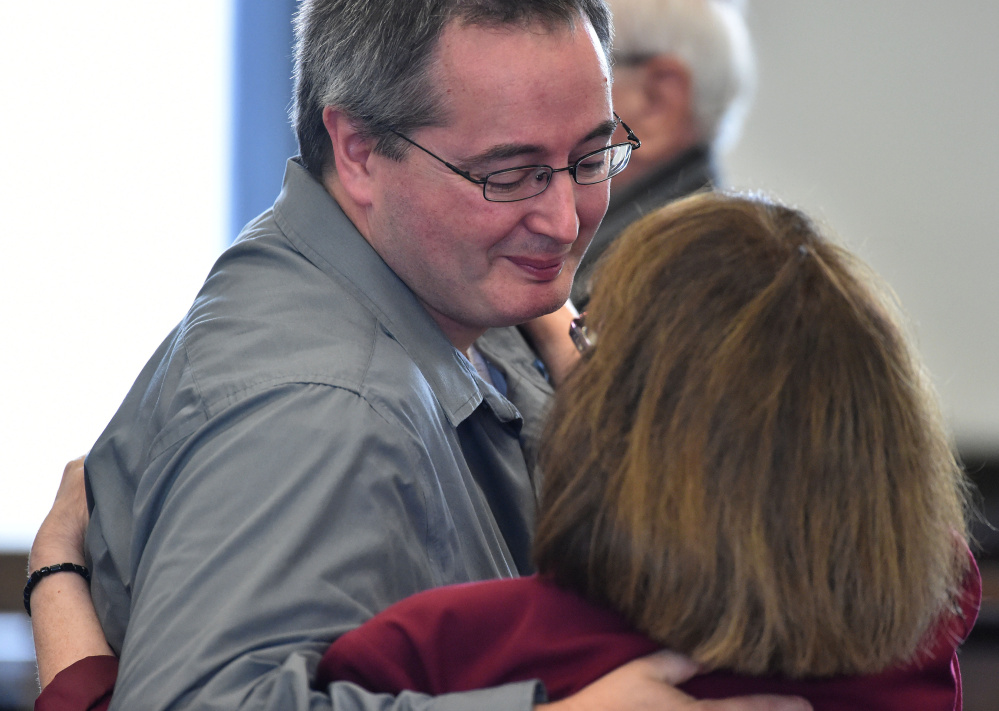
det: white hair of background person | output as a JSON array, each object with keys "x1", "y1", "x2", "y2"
[{"x1": 608, "y1": 0, "x2": 756, "y2": 153}]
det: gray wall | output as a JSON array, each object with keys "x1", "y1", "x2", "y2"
[{"x1": 723, "y1": 2, "x2": 999, "y2": 454}]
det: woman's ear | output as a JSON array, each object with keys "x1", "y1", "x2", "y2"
[{"x1": 322, "y1": 106, "x2": 376, "y2": 206}]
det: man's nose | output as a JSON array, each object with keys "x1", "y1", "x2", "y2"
[{"x1": 524, "y1": 170, "x2": 580, "y2": 245}]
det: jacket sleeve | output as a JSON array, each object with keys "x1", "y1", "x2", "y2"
[{"x1": 35, "y1": 656, "x2": 117, "y2": 711}]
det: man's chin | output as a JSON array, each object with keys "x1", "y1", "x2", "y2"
[
  {"x1": 491, "y1": 294, "x2": 571, "y2": 329},
  {"x1": 471, "y1": 273, "x2": 575, "y2": 328}
]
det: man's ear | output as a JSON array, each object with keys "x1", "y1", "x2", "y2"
[
  {"x1": 637, "y1": 54, "x2": 700, "y2": 149},
  {"x1": 322, "y1": 106, "x2": 377, "y2": 206},
  {"x1": 641, "y1": 54, "x2": 693, "y2": 117}
]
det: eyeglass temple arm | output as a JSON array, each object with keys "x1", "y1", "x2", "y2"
[
  {"x1": 388, "y1": 129, "x2": 486, "y2": 185},
  {"x1": 613, "y1": 113, "x2": 641, "y2": 150}
]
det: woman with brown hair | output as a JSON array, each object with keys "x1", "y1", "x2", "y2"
[
  {"x1": 32, "y1": 192, "x2": 978, "y2": 710},
  {"x1": 537, "y1": 189, "x2": 974, "y2": 678},
  {"x1": 317, "y1": 192, "x2": 978, "y2": 708}
]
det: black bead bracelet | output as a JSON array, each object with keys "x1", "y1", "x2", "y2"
[{"x1": 23, "y1": 562, "x2": 91, "y2": 616}]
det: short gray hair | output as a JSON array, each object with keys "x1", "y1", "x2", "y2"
[
  {"x1": 608, "y1": 0, "x2": 755, "y2": 152},
  {"x1": 292, "y1": 0, "x2": 614, "y2": 178}
]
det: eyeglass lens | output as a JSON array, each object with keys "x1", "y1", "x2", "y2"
[{"x1": 483, "y1": 144, "x2": 633, "y2": 202}]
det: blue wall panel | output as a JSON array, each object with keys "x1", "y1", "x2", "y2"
[{"x1": 230, "y1": 0, "x2": 298, "y2": 242}]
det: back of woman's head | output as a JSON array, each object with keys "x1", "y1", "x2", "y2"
[{"x1": 535, "y1": 191, "x2": 970, "y2": 677}]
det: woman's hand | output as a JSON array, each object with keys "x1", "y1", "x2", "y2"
[
  {"x1": 29, "y1": 456, "x2": 90, "y2": 571},
  {"x1": 29, "y1": 456, "x2": 116, "y2": 689}
]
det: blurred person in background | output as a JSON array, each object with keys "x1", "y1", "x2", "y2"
[{"x1": 572, "y1": 0, "x2": 756, "y2": 308}]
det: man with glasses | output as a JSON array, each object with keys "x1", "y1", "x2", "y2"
[{"x1": 32, "y1": 2, "x2": 806, "y2": 711}]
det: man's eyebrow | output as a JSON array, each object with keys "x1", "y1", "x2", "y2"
[
  {"x1": 461, "y1": 118, "x2": 620, "y2": 169},
  {"x1": 585, "y1": 118, "x2": 620, "y2": 143},
  {"x1": 462, "y1": 142, "x2": 547, "y2": 168}
]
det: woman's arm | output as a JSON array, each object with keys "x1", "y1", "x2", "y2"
[
  {"x1": 518, "y1": 302, "x2": 581, "y2": 387},
  {"x1": 29, "y1": 457, "x2": 116, "y2": 689}
]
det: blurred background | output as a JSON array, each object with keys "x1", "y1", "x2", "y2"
[{"x1": 0, "y1": 1, "x2": 996, "y2": 708}]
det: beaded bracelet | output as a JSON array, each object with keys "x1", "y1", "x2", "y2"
[{"x1": 23, "y1": 562, "x2": 91, "y2": 617}]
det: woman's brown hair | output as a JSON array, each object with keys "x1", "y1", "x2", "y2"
[{"x1": 534, "y1": 191, "x2": 971, "y2": 677}]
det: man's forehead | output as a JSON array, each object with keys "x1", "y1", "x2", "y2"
[
  {"x1": 450, "y1": 13, "x2": 609, "y2": 59},
  {"x1": 428, "y1": 15, "x2": 613, "y2": 157},
  {"x1": 447, "y1": 11, "x2": 600, "y2": 48},
  {"x1": 458, "y1": 118, "x2": 619, "y2": 168},
  {"x1": 434, "y1": 12, "x2": 609, "y2": 77}
]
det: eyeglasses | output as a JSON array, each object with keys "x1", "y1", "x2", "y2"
[
  {"x1": 389, "y1": 114, "x2": 641, "y2": 203},
  {"x1": 569, "y1": 312, "x2": 595, "y2": 354}
]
